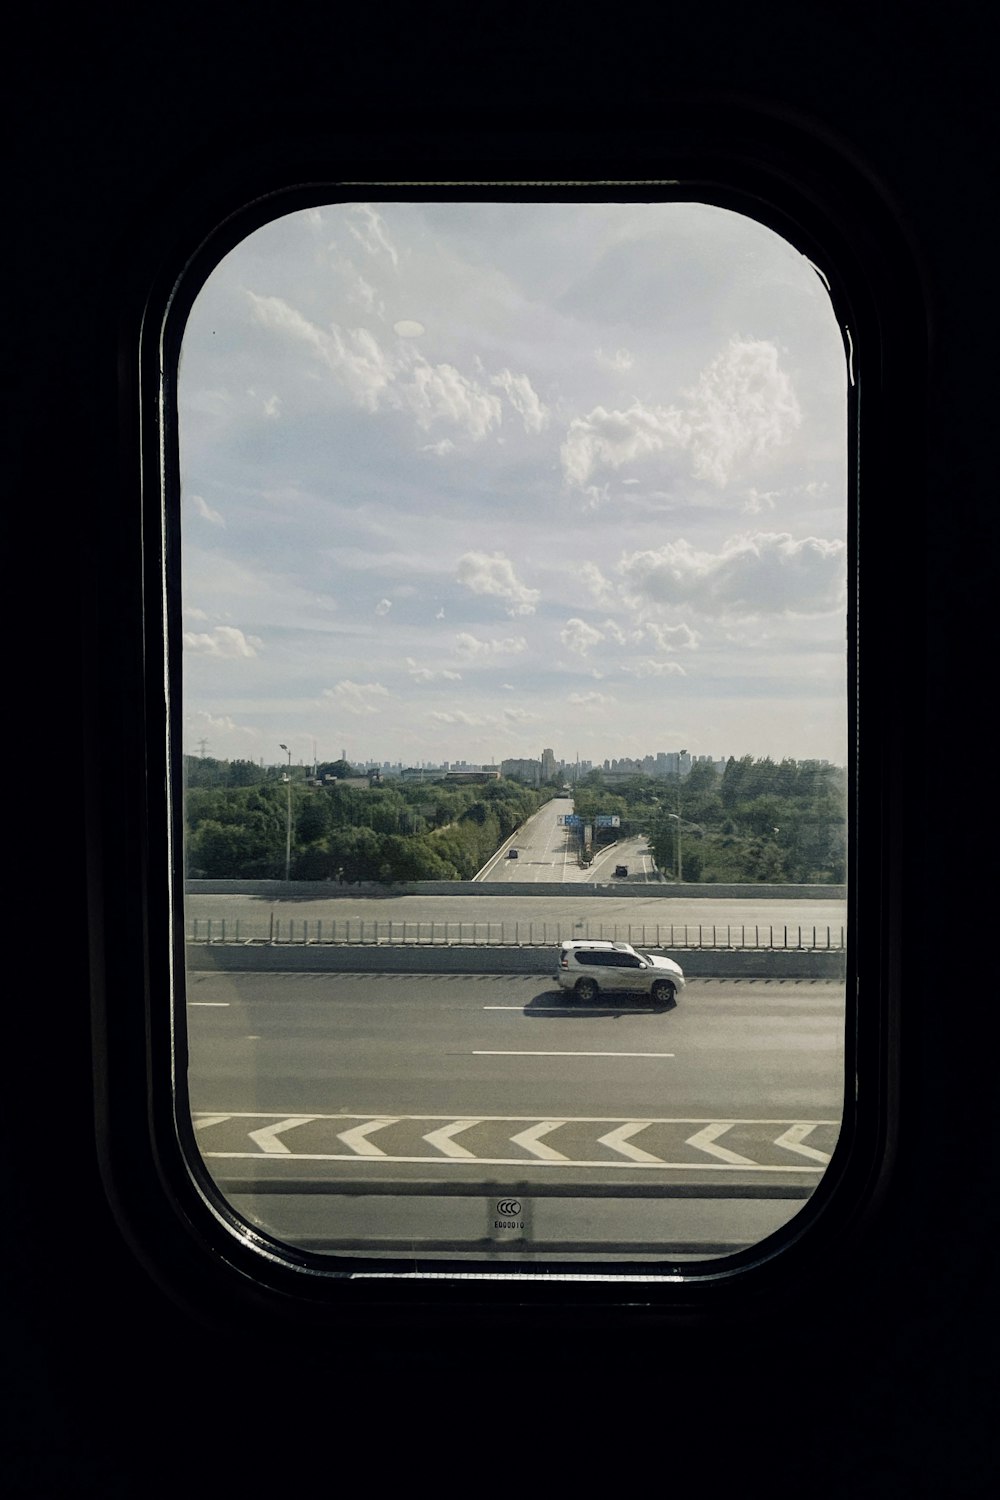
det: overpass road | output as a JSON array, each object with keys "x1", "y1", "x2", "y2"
[{"x1": 187, "y1": 970, "x2": 845, "y2": 1262}]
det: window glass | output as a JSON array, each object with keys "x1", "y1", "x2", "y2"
[{"x1": 179, "y1": 199, "x2": 848, "y2": 1267}]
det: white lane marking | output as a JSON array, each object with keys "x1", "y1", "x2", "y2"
[
  {"x1": 686, "y1": 1122, "x2": 756, "y2": 1165},
  {"x1": 193, "y1": 1114, "x2": 231, "y2": 1130},
  {"x1": 473, "y1": 1050, "x2": 674, "y2": 1058},
  {"x1": 247, "y1": 1117, "x2": 316, "y2": 1154},
  {"x1": 190, "y1": 1002, "x2": 230, "y2": 1006},
  {"x1": 194, "y1": 1111, "x2": 839, "y2": 1125},
  {"x1": 422, "y1": 1120, "x2": 482, "y2": 1158},
  {"x1": 337, "y1": 1118, "x2": 398, "y2": 1156},
  {"x1": 598, "y1": 1122, "x2": 663, "y2": 1163},
  {"x1": 206, "y1": 1151, "x2": 824, "y2": 1171},
  {"x1": 775, "y1": 1122, "x2": 832, "y2": 1163},
  {"x1": 510, "y1": 1120, "x2": 569, "y2": 1160}
]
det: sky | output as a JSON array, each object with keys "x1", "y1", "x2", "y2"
[{"x1": 179, "y1": 199, "x2": 849, "y2": 770}]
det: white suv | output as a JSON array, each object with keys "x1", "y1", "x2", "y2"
[{"x1": 555, "y1": 940, "x2": 685, "y2": 1005}]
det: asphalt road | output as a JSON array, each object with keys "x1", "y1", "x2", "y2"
[{"x1": 187, "y1": 971, "x2": 845, "y2": 1262}]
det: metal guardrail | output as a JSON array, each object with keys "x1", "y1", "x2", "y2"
[{"x1": 188, "y1": 917, "x2": 845, "y2": 951}]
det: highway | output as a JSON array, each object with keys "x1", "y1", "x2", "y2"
[{"x1": 187, "y1": 971, "x2": 845, "y2": 1262}]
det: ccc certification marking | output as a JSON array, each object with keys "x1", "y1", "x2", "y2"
[{"x1": 494, "y1": 1198, "x2": 524, "y2": 1231}]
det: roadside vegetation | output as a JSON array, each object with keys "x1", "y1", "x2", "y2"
[
  {"x1": 574, "y1": 757, "x2": 846, "y2": 883},
  {"x1": 185, "y1": 760, "x2": 551, "y2": 881},
  {"x1": 184, "y1": 754, "x2": 845, "y2": 884}
]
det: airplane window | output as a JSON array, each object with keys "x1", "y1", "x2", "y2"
[{"x1": 178, "y1": 197, "x2": 849, "y2": 1269}]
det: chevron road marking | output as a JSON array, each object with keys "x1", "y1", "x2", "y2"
[
  {"x1": 336, "y1": 1118, "x2": 399, "y2": 1157},
  {"x1": 193, "y1": 1114, "x2": 231, "y2": 1130},
  {"x1": 422, "y1": 1120, "x2": 483, "y2": 1158},
  {"x1": 774, "y1": 1122, "x2": 832, "y2": 1163},
  {"x1": 247, "y1": 1117, "x2": 316, "y2": 1154},
  {"x1": 686, "y1": 1122, "x2": 757, "y2": 1165},
  {"x1": 510, "y1": 1120, "x2": 569, "y2": 1160},
  {"x1": 598, "y1": 1122, "x2": 663, "y2": 1163}
]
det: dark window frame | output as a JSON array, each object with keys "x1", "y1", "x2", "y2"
[{"x1": 92, "y1": 116, "x2": 920, "y2": 1329}]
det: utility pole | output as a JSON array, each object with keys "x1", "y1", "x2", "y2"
[
  {"x1": 677, "y1": 748, "x2": 687, "y2": 882},
  {"x1": 279, "y1": 743, "x2": 292, "y2": 882}
]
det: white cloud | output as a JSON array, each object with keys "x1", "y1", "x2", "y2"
[
  {"x1": 262, "y1": 395, "x2": 282, "y2": 419},
  {"x1": 454, "y1": 632, "x2": 527, "y2": 658},
  {"x1": 375, "y1": 599, "x2": 392, "y2": 615},
  {"x1": 560, "y1": 339, "x2": 801, "y2": 497},
  {"x1": 685, "y1": 338, "x2": 802, "y2": 486},
  {"x1": 617, "y1": 532, "x2": 846, "y2": 617},
  {"x1": 456, "y1": 553, "x2": 540, "y2": 616},
  {"x1": 429, "y1": 709, "x2": 488, "y2": 726},
  {"x1": 561, "y1": 400, "x2": 689, "y2": 492},
  {"x1": 580, "y1": 562, "x2": 616, "y2": 609},
  {"x1": 491, "y1": 369, "x2": 548, "y2": 433},
  {"x1": 182, "y1": 625, "x2": 261, "y2": 658},
  {"x1": 405, "y1": 657, "x2": 462, "y2": 682},
  {"x1": 322, "y1": 680, "x2": 389, "y2": 715},
  {"x1": 621, "y1": 658, "x2": 687, "y2": 677},
  {"x1": 644, "y1": 620, "x2": 699, "y2": 651},
  {"x1": 595, "y1": 347, "x2": 634, "y2": 373},
  {"x1": 560, "y1": 618, "x2": 604, "y2": 655},
  {"x1": 187, "y1": 494, "x2": 225, "y2": 526},
  {"x1": 600, "y1": 618, "x2": 645, "y2": 647},
  {"x1": 247, "y1": 293, "x2": 395, "y2": 412},
  {"x1": 398, "y1": 359, "x2": 502, "y2": 440},
  {"x1": 568, "y1": 690, "x2": 617, "y2": 705},
  {"x1": 347, "y1": 203, "x2": 399, "y2": 266}
]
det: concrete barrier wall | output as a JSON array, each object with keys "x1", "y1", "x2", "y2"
[
  {"x1": 188, "y1": 943, "x2": 844, "y2": 979},
  {"x1": 187, "y1": 879, "x2": 846, "y2": 901}
]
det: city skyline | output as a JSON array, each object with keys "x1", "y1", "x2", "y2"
[{"x1": 180, "y1": 200, "x2": 848, "y2": 768}]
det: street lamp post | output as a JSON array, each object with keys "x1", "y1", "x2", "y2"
[
  {"x1": 279, "y1": 743, "x2": 291, "y2": 882},
  {"x1": 676, "y1": 748, "x2": 687, "y2": 883}
]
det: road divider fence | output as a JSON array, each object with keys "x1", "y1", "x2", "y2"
[{"x1": 188, "y1": 916, "x2": 845, "y2": 951}]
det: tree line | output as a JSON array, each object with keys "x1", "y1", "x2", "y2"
[
  {"x1": 573, "y1": 757, "x2": 846, "y2": 883},
  {"x1": 184, "y1": 760, "x2": 552, "y2": 881}
]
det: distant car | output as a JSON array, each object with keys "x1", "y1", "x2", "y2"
[
  {"x1": 555, "y1": 940, "x2": 684, "y2": 1005},
  {"x1": 507, "y1": 848, "x2": 518, "y2": 858},
  {"x1": 614, "y1": 864, "x2": 628, "y2": 878}
]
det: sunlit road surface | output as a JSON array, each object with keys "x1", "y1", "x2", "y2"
[
  {"x1": 187, "y1": 972, "x2": 845, "y2": 1262},
  {"x1": 474, "y1": 796, "x2": 593, "y2": 881}
]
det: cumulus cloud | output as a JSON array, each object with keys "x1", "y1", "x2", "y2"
[
  {"x1": 580, "y1": 561, "x2": 616, "y2": 609},
  {"x1": 456, "y1": 553, "x2": 540, "y2": 616},
  {"x1": 561, "y1": 400, "x2": 689, "y2": 493},
  {"x1": 248, "y1": 293, "x2": 395, "y2": 412},
  {"x1": 617, "y1": 532, "x2": 846, "y2": 617},
  {"x1": 595, "y1": 347, "x2": 634, "y2": 373},
  {"x1": 491, "y1": 369, "x2": 548, "y2": 432},
  {"x1": 621, "y1": 658, "x2": 687, "y2": 677},
  {"x1": 182, "y1": 625, "x2": 261, "y2": 657},
  {"x1": 560, "y1": 618, "x2": 604, "y2": 655},
  {"x1": 568, "y1": 690, "x2": 617, "y2": 705},
  {"x1": 398, "y1": 360, "x2": 502, "y2": 440},
  {"x1": 686, "y1": 339, "x2": 802, "y2": 486},
  {"x1": 454, "y1": 632, "x2": 527, "y2": 658},
  {"x1": 322, "y1": 680, "x2": 389, "y2": 715},
  {"x1": 405, "y1": 657, "x2": 462, "y2": 682},
  {"x1": 560, "y1": 338, "x2": 801, "y2": 496},
  {"x1": 644, "y1": 620, "x2": 699, "y2": 651},
  {"x1": 600, "y1": 618, "x2": 645, "y2": 647}
]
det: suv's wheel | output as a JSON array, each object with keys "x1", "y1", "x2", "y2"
[
  {"x1": 651, "y1": 979, "x2": 676, "y2": 1005},
  {"x1": 574, "y1": 977, "x2": 599, "y2": 1003}
]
